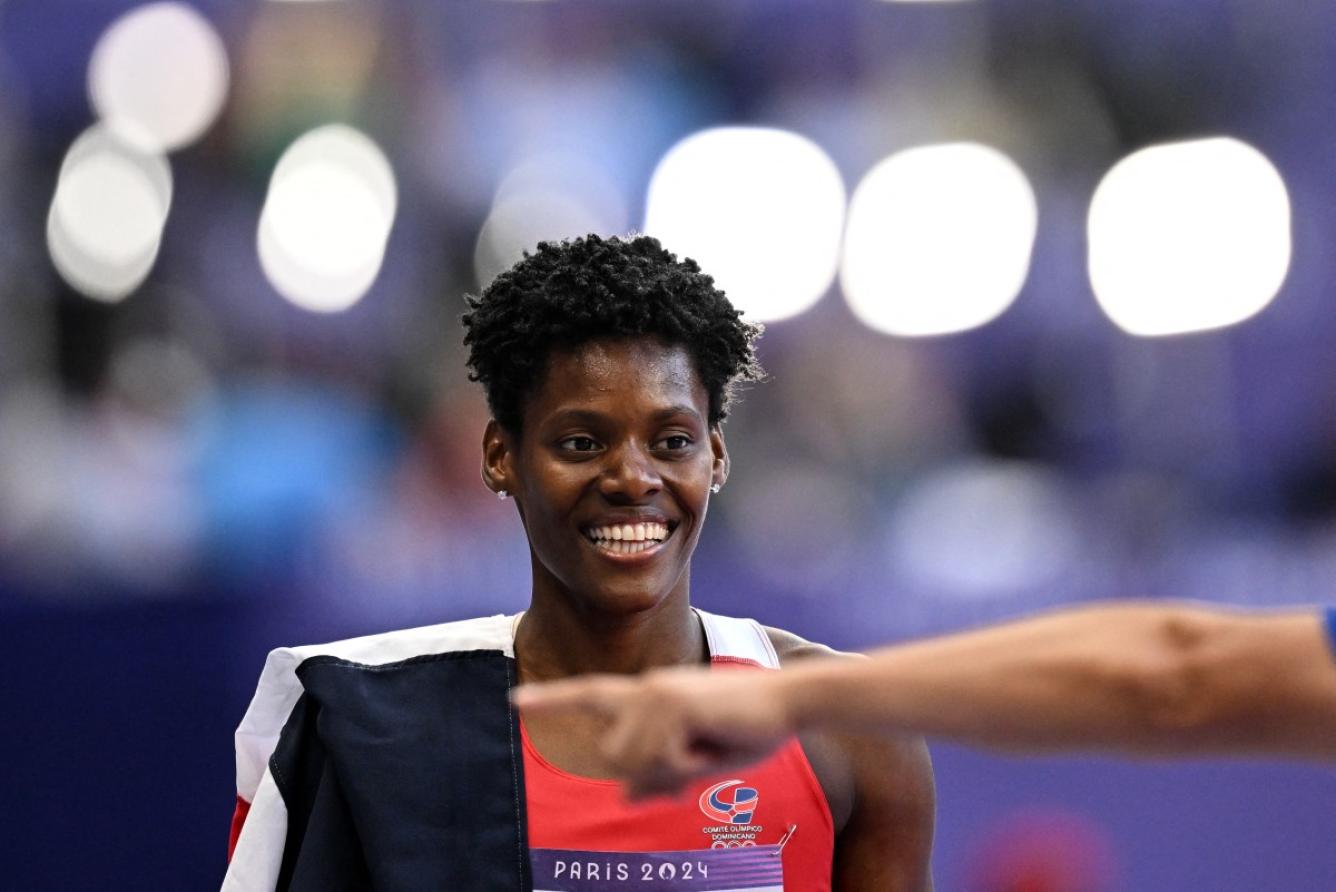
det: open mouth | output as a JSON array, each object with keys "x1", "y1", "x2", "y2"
[{"x1": 582, "y1": 521, "x2": 674, "y2": 556}]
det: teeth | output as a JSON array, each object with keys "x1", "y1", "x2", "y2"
[
  {"x1": 585, "y1": 522, "x2": 669, "y2": 548},
  {"x1": 599, "y1": 539, "x2": 656, "y2": 555}
]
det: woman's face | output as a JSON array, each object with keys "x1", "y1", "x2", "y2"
[{"x1": 485, "y1": 337, "x2": 727, "y2": 616}]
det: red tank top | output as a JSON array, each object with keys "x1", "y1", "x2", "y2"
[{"x1": 521, "y1": 611, "x2": 835, "y2": 892}]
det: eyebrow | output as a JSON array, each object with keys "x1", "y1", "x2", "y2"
[
  {"x1": 651, "y1": 404, "x2": 704, "y2": 423},
  {"x1": 545, "y1": 405, "x2": 704, "y2": 427}
]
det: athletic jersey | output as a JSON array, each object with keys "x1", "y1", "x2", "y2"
[{"x1": 522, "y1": 611, "x2": 835, "y2": 892}]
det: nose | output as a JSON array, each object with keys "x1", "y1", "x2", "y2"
[{"x1": 598, "y1": 441, "x2": 662, "y2": 502}]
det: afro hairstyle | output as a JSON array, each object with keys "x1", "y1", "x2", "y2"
[{"x1": 462, "y1": 234, "x2": 764, "y2": 435}]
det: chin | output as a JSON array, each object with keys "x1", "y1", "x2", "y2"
[
  {"x1": 586, "y1": 585, "x2": 674, "y2": 616},
  {"x1": 534, "y1": 545, "x2": 692, "y2": 615},
  {"x1": 561, "y1": 569, "x2": 682, "y2": 615}
]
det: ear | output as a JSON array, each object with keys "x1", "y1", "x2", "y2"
[
  {"x1": 481, "y1": 418, "x2": 516, "y2": 497},
  {"x1": 709, "y1": 424, "x2": 730, "y2": 489}
]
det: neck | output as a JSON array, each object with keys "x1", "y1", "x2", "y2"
[{"x1": 514, "y1": 588, "x2": 707, "y2": 684}]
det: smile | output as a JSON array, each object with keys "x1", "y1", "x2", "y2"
[{"x1": 583, "y1": 521, "x2": 672, "y2": 557}]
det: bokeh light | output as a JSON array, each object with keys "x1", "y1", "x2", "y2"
[
  {"x1": 644, "y1": 127, "x2": 846, "y2": 323},
  {"x1": 88, "y1": 2, "x2": 230, "y2": 153},
  {"x1": 1088, "y1": 137, "x2": 1291, "y2": 337},
  {"x1": 966, "y1": 808, "x2": 1119, "y2": 892},
  {"x1": 473, "y1": 154, "x2": 628, "y2": 288},
  {"x1": 0, "y1": 380, "x2": 67, "y2": 553},
  {"x1": 889, "y1": 459, "x2": 1078, "y2": 597},
  {"x1": 841, "y1": 142, "x2": 1037, "y2": 337},
  {"x1": 257, "y1": 124, "x2": 398, "y2": 313},
  {"x1": 47, "y1": 125, "x2": 172, "y2": 302}
]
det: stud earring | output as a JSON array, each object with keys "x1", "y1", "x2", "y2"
[
  {"x1": 496, "y1": 489, "x2": 509, "y2": 500},
  {"x1": 709, "y1": 483, "x2": 721, "y2": 494}
]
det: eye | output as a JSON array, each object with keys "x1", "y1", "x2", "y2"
[
  {"x1": 656, "y1": 434, "x2": 693, "y2": 451},
  {"x1": 557, "y1": 435, "x2": 601, "y2": 453}
]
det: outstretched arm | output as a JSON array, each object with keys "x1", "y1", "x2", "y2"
[
  {"x1": 786, "y1": 604, "x2": 1336, "y2": 757},
  {"x1": 515, "y1": 604, "x2": 1336, "y2": 795}
]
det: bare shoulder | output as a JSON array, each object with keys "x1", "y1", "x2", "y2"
[{"x1": 762, "y1": 625, "x2": 851, "y2": 663}]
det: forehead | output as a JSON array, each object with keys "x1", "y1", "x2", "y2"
[{"x1": 526, "y1": 338, "x2": 707, "y2": 422}]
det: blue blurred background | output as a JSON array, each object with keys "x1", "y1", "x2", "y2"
[{"x1": 2, "y1": 0, "x2": 1335, "y2": 888}]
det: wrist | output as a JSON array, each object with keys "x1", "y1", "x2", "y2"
[{"x1": 774, "y1": 660, "x2": 836, "y2": 732}]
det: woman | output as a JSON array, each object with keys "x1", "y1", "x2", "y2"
[{"x1": 224, "y1": 235, "x2": 934, "y2": 891}]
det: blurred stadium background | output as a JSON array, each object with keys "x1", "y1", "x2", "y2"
[{"x1": 2, "y1": 0, "x2": 1335, "y2": 888}]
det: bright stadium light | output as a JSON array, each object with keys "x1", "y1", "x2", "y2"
[
  {"x1": 841, "y1": 142, "x2": 1037, "y2": 337},
  {"x1": 644, "y1": 127, "x2": 846, "y2": 323},
  {"x1": 474, "y1": 154, "x2": 627, "y2": 287},
  {"x1": 1088, "y1": 137, "x2": 1291, "y2": 337},
  {"x1": 47, "y1": 125, "x2": 172, "y2": 302},
  {"x1": 258, "y1": 124, "x2": 397, "y2": 313},
  {"x1": 88, "y1": 2, "x2": 230, "y2": 153}
]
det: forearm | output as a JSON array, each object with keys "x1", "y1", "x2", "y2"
[{"x1": 778, "y1": 604, "x2": 1336, "y2": 756}]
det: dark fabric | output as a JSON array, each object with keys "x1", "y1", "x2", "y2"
[
  {"x1": 269, "y1": 650, "x2": 532, "y2": 892},
  {"x1": 1325, "y1": 608, "x2": 1336, "y2": 660}
]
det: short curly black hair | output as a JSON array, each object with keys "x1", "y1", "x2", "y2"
[{"x1": 463, "y1": 234, "x2": 764, "y2": 434}]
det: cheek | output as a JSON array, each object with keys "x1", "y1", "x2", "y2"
[
  {"x1": 520, "y1": 494, "x2": 566, "y2": 540},
  {"x1": 518, "y1": 471, "x2": 585, "y2": 539},
  {"x1": 674, "y1": 474, "x2": 713, "y2": 528},
  {"x1": 521, "y1": 505, "x2": 581, "y2": 579}
]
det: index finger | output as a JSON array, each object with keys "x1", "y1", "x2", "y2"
[{"x1": 511, "y1": 676, "x2": 633, "y2": 718}]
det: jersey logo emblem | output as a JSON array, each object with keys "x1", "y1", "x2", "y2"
[{"x1": 698, "y1": 779, "x2": 759, "y2": 825}]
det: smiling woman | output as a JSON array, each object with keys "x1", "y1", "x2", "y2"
[
  {"x1": 223, "y1": 235, "x2": 935, "y2": 892},
  {"x1": 483, "y1": 339, "x2": 721, "y2": 621}
]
